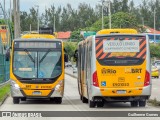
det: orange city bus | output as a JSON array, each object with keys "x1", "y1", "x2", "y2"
[{"x1": 75, "y1": 29, "x2": 151, "y2": 108}]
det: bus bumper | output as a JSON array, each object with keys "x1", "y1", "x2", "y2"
[
  {"x1": 10, "y1": 80, "x2": 23, "y2": 97},
  {"x1": 10, "y1": 80, "x2": 63, "y2": 98},
  {"x1": 90, "y1": 85, "x2": 151, "y2": 101}
]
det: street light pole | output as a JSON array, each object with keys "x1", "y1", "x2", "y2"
[
  {"x1": 54, "y1": 15, "x2": 55, "y2": 32},
  {"x1": 4, "y1": 0, "x2": 6, "y2": 20},
  {"x1": 101, "y1": 0, "x2": 111, "y2": 29},
  {"x1": 101, "y1": 0, "x2": 104, "y2": 29},
  {"x1": 108, "y1": 0, "x2": 111, "y2": 29},
  {"x1": 35, "y1": 5, "x2": 39, "y2": 33},
  {"x1": 10, "y1": 0, "x2": 12, "y2": 22}
]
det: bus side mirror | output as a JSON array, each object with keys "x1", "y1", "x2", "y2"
[
  {"x1": 64, "y1": 54, "x2": 68, "y2": 62},
  {"x1": 74, "y1": 50, "x2": 78, "y2": 62},
  {"x1": 5, "y1": 48, "x2": 11, "y2": 61}
]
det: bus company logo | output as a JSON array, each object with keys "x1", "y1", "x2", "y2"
[
  {"x1": 101, "y1": 68, "x2": 116, "y2": 75},
  {"x1": 2, "y1": 112, "x2": 11, "y2": 117},
  {"x1": 125, "y1": 68, "x2": 142, "y2": 73},
  {"x1": 101, "y1": 68, "x2": 107, "y2": 75}
]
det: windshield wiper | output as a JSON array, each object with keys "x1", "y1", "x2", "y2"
[
  {"x1": 39, "y1": 49, "x2": 51, "y2": 63},
  {"x1": 24, "y1": 49, "x2": 35, "y2": 63}
]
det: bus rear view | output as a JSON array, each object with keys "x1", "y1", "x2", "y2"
[
  {"x1": 95, "y1": 34, "x2": 151, "y2": 107},
  {"x1": 9, "y1": 39, "x2": 66, "y2": 104}
]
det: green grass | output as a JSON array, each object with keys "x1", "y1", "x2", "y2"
[
  {"x1": 148, "y1": 99, "x2": 160, "y2": 106},
  {"x1": 0, "y1": 84, "x2": 10, "y2": 102}
]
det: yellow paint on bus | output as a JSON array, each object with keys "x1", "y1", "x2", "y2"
[
  {"x1": 76, "y1": 29, "x2": 151, "y2": 108},
  {"x1": 8, "y1": 38, "x2": 66, "y2": 104},
  {"x1": 21, "y1": 34, "x2": 55, "y2": 39},
  {"x1": 97, "y1": 29, "x2": 138, "y2": 35}
]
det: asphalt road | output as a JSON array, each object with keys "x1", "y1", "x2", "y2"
[{"x1": 0, "y1": 74, "x2": 160, "y2": 120}]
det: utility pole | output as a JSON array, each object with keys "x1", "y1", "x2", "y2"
[
  {"x1": 142, "y1": 17, "x2": 144, "y2": 27},
  {"x1": 54, "y1": 15, "x2": 55, "y2": 32},
  {"x1": 13, "y1": 0, "x2": 21, "y2": 38},
  {"x1": 17, "y1": 0, "x2": 21, "y2": 36},
  {"x1": 4, "y1": 0, "x2": 6, "y2": 20},
  {"x1": 10, "y1": 0, "x2": 12, "y2": 22},
  {"x1": 30, "y1": 24, "x2": 32, "y2": 33},
  {"x1": 52, "y1": 5, "x2": 56, "y2": 32},
  {"x1": 100, "y1": 0, "x2": 111, "y2": 29},
  {"x1": 35, "y1": 5, "x2": 39, "y2": 33},
  {"x1": 101, "y1": 0, "x2": 104, "y2": 29},
  {"x1": 108, "y1": 0, "x2": 111, "y2": 29},
  {"x1": 154, "y1": 8, "x2": 156, "y2": 43}
]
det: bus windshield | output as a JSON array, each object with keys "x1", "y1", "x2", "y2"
[
  {"x1": 13, "y1": 50, "x2": 62, "y2": 79},
  {"x1": 96, "y1": 35, "x2": 146, "y2": 66}
]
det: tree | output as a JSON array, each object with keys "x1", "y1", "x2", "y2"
[
  {"x1": 86, "y1": 12, "x2": 138, "y2": 31},
  {"x1": 121, "y1": 0, "x2": 129, "y2": 12},
  {"x1": 20, "y1": 8, "x2": 38, "y2": 31},
  {"x1": 64, "y1": 42, "x2": 78, "y2": 60},
  {"x1": 150, "y1": 44, "x2": 160, "y2": 58},
  {"x1": 19, "y1": 0, "x2": 160, "y2": 32}
]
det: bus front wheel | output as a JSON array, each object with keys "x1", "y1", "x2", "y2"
[
  {"x1": 13, "y1": 97, "x2": 20, "y2": 104},
  {"x1": 130, "y1": 101, "x2": 138, "y2": 107},
  {"x1": 139, "y1": 100, "x2": 146, "y2": 107},
  {"x1": 97, "y1": 100, "x2": 105, "y2": 107},
  {"x1": 54, "y1": 97, "x2": 62, "y2": 104},
  {"x1": 89, "y1": 100, "x2": 96, "y2": 108}
]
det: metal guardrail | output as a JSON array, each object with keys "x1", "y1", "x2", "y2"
[
  {"x1": 0, "y1": 54, "x2": 10, "y2": 85},
  {"x1": 0, "y1": 80, "x2": 10, "y2": 88},
  {"x1": 0, "y1": 36, "x2": 10, "y2": 86}
]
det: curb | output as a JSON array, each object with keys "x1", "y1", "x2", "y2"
[
  {"x1": 0, "y1": 80, "x2": 10, "y2": 88},
  {"x1": 0, "y1": 94, "x2": 9, "y2": 107}
]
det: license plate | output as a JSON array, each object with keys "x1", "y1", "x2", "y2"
[
  {"x1": 117, "y1": 90, "x2": 126, "y2": 94},
  {"x1": 32, "y1": 91, "x2": 41, "y2": 95}
]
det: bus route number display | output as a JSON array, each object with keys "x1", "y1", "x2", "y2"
[
  {"x1": 103, "y1": 40, "x2": 140, "y2": 53},
  {"x1": 16, "y1": 42, "x2": 57, "y2": 49}
]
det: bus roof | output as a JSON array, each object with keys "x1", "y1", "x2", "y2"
[
  {"x1": 13, "y1": 38, "x2": 62, "y2": 42},
  {"x1": 21, "y1": 34, "x2": 55, "y2": 39},
  {"x1": 97, "y1": 29, "x2": 138, "y2": 35}
]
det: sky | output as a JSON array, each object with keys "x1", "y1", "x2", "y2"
[{"x1": 1, "y1": 0, "x2": 142, "y2": 14}]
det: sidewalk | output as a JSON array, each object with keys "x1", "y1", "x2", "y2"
[{"x1": 65, "y1": 68, "x2": 77, "y2": 78}]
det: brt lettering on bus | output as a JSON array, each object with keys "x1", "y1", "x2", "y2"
[{"x1": 125, "y1": 68, "x2": 142, "y2": 73}]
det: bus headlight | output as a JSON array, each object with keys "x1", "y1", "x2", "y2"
[
  {"x1": 55, "y1": 80, "x2": 63, "y2": 91},
  {"x1": 10, "y1": 80, "x2": 20, "y2": 89}
]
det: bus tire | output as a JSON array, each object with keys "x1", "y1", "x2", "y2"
[
  {"x1": 139, "y1": 100, "x2": 146, "y2": 107},
  {"x1": 97, "y1": 101, "x2": 104, "y2": 107},
  {"x1": 89, "y1": 100, "x2": 96, "y2": 108},
  {"x1": 130, "y1": 101, "x2": 138, "y2": 107},
  {"x1": 50, "y1": 98, "x2": 54, "y2": 102},
  {"x1": 54, "y1": 97, "x2": 62, "y2": 104},
  {"x1": 21, "y1": 97, "x2": 26, "y2": 101},
  {"x1": 13, "y1": 97, "x2": 20, "y2": 104},
  {"x1": 82, "y1": 97, "x2": 88, "y2": 103}
]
